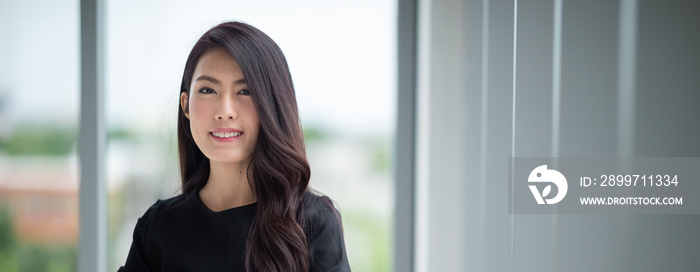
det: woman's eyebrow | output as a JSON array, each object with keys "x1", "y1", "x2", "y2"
[
  {"x1": 194, "y1": 75, "x2": 246, "y2": 85},
  {"x1": 194, "y1": 75, "x2": 220, "y2": 84}
]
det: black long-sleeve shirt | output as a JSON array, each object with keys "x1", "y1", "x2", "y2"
[{"x1": 118, "y1": 190, "x2": 351, "y2": 272}]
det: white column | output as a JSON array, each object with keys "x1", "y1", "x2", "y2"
[{"x1": 78, "y1": 0, "x2": 106, "y2": 271}]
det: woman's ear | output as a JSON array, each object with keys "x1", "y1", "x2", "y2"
[{"x1": 180, "y1": 92, "x2": 190, "y2": 119}]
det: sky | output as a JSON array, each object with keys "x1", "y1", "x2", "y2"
[{"x1": 0, "y1": 0, "x2": 396, "y2": 137}]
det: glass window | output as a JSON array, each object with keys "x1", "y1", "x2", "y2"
[
  {"x1": 105, "y1": 1, "x2": 396, "y2": 271},
  {"x1": 0, "y1": 1, "x2": 80, "y2": 271}
]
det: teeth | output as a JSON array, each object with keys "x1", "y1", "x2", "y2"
[{"x1": 212, "y1": 132, "x2": 242, "y2": 138}]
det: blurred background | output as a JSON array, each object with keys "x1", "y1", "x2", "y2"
[
  {"x1": 0, "y1": 0, "x2": 395, "y2": 271},
  {"x1": 2, "y1": 0, "x2": 699, "y2": 272}
]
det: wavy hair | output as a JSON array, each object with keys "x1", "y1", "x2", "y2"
[{"x1": 177, "y1": 21, "x2": 310, "y2": 272}]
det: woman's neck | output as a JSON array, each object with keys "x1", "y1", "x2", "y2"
[{"x1": 199, "y1": 160, "x2": 256, "y2": 212}]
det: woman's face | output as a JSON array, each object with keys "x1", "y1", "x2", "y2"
[{"x1": 181, "y1": 47, "x2": 260, "y2": 165}]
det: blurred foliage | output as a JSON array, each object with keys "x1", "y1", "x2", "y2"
[
  {"x1": 344, "y1": 208, "x2": 391, "y2": 272},
  {"x1": 0, "y1": 125, "x2": 76, "y2": 156},
  {"x1": 369, "y1": 139, "x2": 391, "y2": 173},
  {"x1": 0, "y1": 206, "x2": 16, "y2": 252},
  {"x1": 0, "y1": 205, "x2": 76, "y2": 272},
  {"x1": 108, "y1": 186, "x2": 127, "y2": 271},
  {"x1": 108, "y1": 126, "x2": 140, "y2": 142},
  {"x1": 0, "y1": 124, "x2": 143, "y2": 156},
  {"x1": 303, "y1": 127, "x2": 327, "y2": 143}
]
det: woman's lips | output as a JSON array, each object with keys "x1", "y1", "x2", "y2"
[
  {"x1": 209, "y1": 129, "x2": 243, "y2": 142},
  {"x1": 210, "y1": 128, "x2": 243, "y2": 133}
]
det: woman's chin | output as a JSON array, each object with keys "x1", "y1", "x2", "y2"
[{"x1": 207, "y1": 154, "x2": 251, "y2": 165}]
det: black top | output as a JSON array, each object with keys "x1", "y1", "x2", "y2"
[{"x1": 118, "y1": 190, "x2": 351, "y2": 272}]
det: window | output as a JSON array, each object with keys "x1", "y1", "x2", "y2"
[
  {"x1": 104, "y1": 1, "x2": 396, "y2": 271},
  {"x1": 0, "y1": 1, "x2": 80, "y2": 271}
]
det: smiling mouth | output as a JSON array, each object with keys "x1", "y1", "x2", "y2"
[{"x1": 210, "y1": 132, "x2": 243, "y2": 138}]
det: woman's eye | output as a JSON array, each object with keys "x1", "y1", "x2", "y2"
[
  {"x1": 238, "y1": 89, "x2": 250, "y2": 95},
  {"x1": 199, "y1": 87, "x2": 215, "y2": 94}
]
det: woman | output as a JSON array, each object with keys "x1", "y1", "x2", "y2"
[{"x1": 119, "y1": 21, "x2": 351, "y2": 272}]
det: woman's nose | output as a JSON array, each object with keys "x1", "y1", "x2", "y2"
[{"x1": 216, "y1": 97, "x2": 237, "y2": 120}]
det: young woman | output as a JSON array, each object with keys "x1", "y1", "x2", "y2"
[{"x1": 118, "y1": 21, "x2": 351, "y2": 272}]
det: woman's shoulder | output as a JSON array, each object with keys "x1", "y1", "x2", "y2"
[
  {"x1": 147, "y1": 193, "x2": 188, "y2": 212},
  {"x1": 301, "y1": 189, "x2": 343, "y2": 237},
  {"x1": 303, "y1": 188, "x2": 333, "y2": 206},
  {"x1": 301, "y1": 189, "x2": 352, "y2": 271},
  {"x1": 302, "y1": 189, "x2": 339, "y2": 216},
  {"x1": 136, "y1": 194, "x2": 191, "y2": 227}
]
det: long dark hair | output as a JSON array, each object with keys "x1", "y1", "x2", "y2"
[{"x1": 177, "y1": 21, "x2": 311, "y2": 272}]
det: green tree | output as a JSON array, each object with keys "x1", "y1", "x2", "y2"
[
  {"x1": 1, "y1": 125, "x2": 76, "y2": 156},
  {"x1": 0, "y1": 205, "x2": 77, "y2": 272}
]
